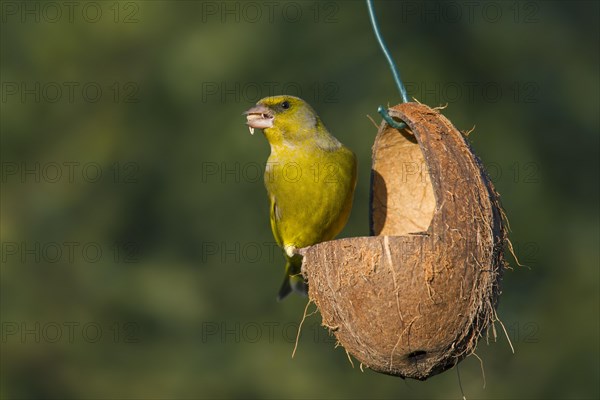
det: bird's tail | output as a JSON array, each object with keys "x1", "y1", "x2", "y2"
[{"x1": 277, "y1": 255, "x2": 308, "y2": 301}]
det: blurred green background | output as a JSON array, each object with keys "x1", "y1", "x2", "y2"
[{"x1": 1, "y1": 1, "x2": 598, "y2": 399}]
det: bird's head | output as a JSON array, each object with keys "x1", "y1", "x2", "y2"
[{"x1": 244, "y1": 95, "x2": 320, "y2": 146}]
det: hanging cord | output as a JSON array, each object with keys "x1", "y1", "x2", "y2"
[{"x1": 366, "y1": 0, "x2": 408, "y2": 129}]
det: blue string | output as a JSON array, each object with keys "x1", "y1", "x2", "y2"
[{"x1": 366, "y1": 0, "x2": 408, "y2": 129}]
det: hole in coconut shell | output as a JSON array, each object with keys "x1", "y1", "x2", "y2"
[
  {"x1": 370, "y1": 123, "x2": 436, "y2": 236},
  {"x1": 407, "y1": 350, "x2": 427, "y2": 361}
]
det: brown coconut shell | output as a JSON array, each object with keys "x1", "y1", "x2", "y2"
[{"x1": 301, "y1": 102, "x2": 506, "y2": 380}]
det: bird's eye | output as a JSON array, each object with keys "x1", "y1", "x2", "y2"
[{"x1": 281, "y1": 101, "x2": 290, "y2": 109}]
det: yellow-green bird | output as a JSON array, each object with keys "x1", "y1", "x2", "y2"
[{"x1": 244, "y1": 95, "x2": 357, "y2": 300}]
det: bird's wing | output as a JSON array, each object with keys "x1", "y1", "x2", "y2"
[{"x1": 269, "y1": 195, "x2": 284, "y2": 248}]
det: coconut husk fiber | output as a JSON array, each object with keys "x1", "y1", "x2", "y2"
[{"x1": 300, "y1": 102, "x2": 506, "y2": 380}]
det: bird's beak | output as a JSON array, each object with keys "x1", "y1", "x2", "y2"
[{"x1": 244, "y1": 105, "x2": 274, "y2": 135}]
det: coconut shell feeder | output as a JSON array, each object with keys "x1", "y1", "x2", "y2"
[{"x1": 298, "y1": 1, "x2": 507, "y2": 380}]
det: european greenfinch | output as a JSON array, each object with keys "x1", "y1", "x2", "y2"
[{"x1": 244, "y1": 95, "x2": 357, "y2": 300}]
